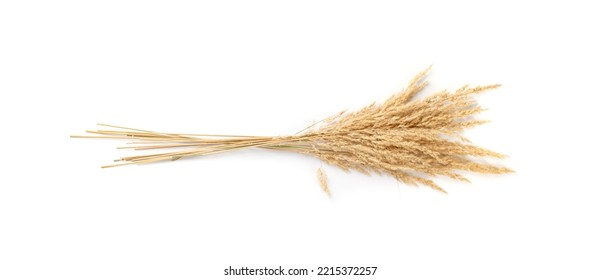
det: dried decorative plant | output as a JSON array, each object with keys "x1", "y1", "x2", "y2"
[{"x1": 72, "y1": 68, "x2": 512, "y2": 194}]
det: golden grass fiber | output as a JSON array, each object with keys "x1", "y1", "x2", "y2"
[{"x1": 72, "y1": 68, "x2": 512, "y2": 194}]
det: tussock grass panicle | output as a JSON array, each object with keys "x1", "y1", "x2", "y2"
[{"x1": 73, "y1": 68, "x2": 512, "y2": 194}]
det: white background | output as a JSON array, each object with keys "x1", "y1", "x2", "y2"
[{"x1": 1, "y1": 1, "x2": 599, "y2": 279}]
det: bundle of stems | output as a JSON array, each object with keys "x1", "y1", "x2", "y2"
[{"x1": 72, "y1": 68, "x2": 511, "y2": 193}]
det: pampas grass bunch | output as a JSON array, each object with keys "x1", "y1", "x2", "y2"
[{"x1": 73, "y1": 68, "x2": 512, "y2": 194}]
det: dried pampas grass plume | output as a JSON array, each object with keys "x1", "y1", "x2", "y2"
[
  {"x1": 72, "y1": 68, "x2": 512, "y2": 194},
  {"x1": 316, "y1": 167, "x2": 330, "y2": 197}
]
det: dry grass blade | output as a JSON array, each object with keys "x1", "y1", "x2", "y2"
[{"x1": 72, "y1": 68, "x2": 512, "y2": 193}]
